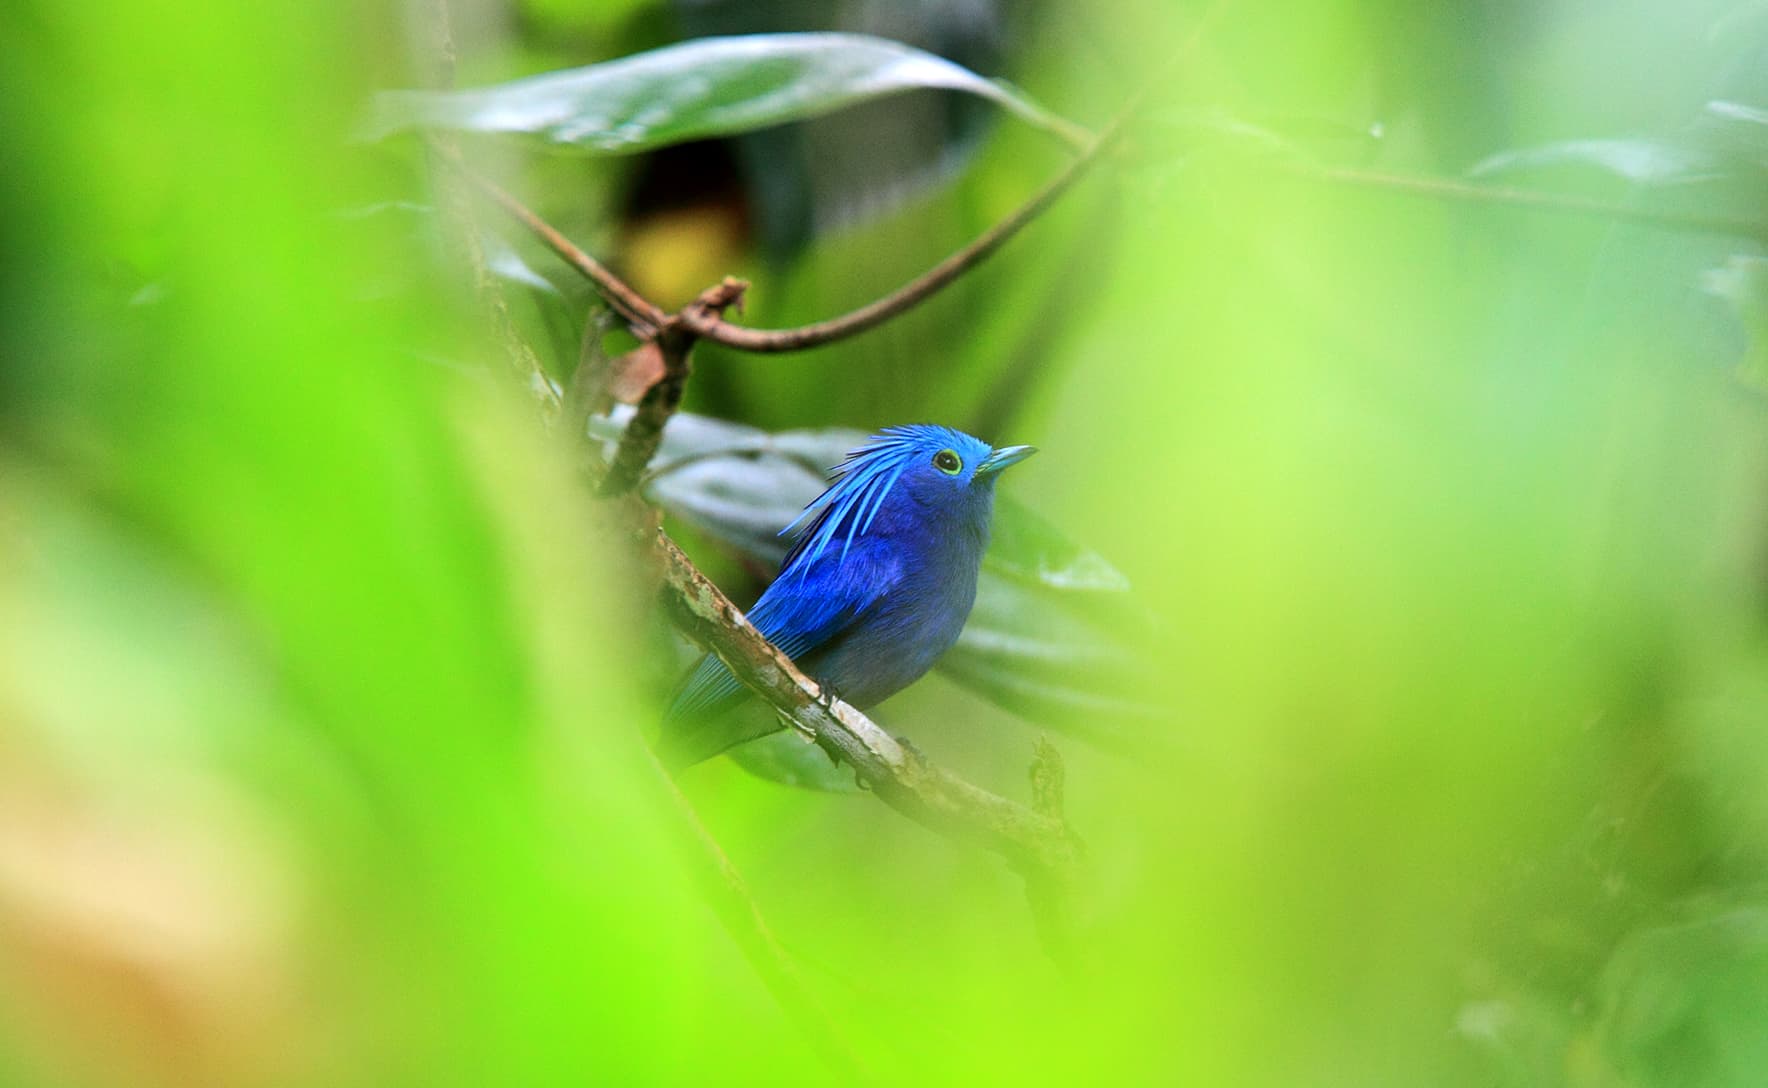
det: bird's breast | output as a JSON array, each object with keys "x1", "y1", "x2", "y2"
[{"x1": 803, "y1": 540, "x2": 983, "y2": 709}]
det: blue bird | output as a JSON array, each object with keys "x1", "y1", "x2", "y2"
[{"x1": 659, "y1": 424, "x2": 1036, "y2": 769}]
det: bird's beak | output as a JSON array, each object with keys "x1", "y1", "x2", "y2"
[{"x1": 976, "y1": 444, "x2": 1037, "y2": 476}]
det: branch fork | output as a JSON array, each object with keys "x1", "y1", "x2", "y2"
[{"x1": 597, "y1": 276, "x2": 749, "y2": 496}]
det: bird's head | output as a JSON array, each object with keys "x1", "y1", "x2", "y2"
[{"x1": 781, "y1": 424, "x2": 1037, "y2": 569}]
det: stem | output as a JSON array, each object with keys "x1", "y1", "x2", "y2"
[
  {"x1": 1306, "y1": 165, "x2": 1768, "y2": 240},
  {"x1": 680, "y1": 142, "x2": 1103, "y2": 352},
  {"x1": 456, "y1": 156, "x2": 667, "y2": 335},
  {"x1": 597, "y1": 278, "x2": 748, "y2": 496}
]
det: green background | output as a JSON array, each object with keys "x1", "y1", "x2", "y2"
[{"x1": 4, "y1": 0, "x2": 1768, "y2": 1084}]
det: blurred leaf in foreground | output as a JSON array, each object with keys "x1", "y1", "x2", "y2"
[{"x1": 0, "y1": 2, "x2": 826, "y2": 1081}]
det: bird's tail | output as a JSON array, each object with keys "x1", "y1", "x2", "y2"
[{"x1": 656, "y1": 653, "x2": 777, "y2": 772}]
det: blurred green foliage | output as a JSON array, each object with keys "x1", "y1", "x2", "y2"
[{"x1": 4, "y1": 0, "x2": 1768, "y2": 1085}]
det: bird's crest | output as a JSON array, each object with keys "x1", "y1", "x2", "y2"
[{"x1": 778, "y1": 425, "x2": 972, "y2": 575}]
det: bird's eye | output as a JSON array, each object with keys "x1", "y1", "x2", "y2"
[{"x1": 932, "y1": 449, "x2": 963, "y2": 475}]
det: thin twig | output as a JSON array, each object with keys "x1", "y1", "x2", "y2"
[
  {"x1": 453, "y1": 134, "x2": 1101, "y2": 354},
  {"x1": 677, "y1": 0, "x2": 1232, "y2": 352},
  {"x1": 1030, "y1": 736, "x2": 1066, "y2": 818},
  {"x1": 679, "y1": 148, "x2": 1101, "y2": 352},
  {"x1": 1023, "y1": 737, "x2": 1077, "y2": 969},
  {"x1": 1305, "y1": 165, "x2": 1768, "y2": 240},
  {"x1": 453, "y1": 154, "x2": 667, "y2": 336}
]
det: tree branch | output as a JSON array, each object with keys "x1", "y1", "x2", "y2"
[
  {"x1": 451, "y1": 129, "x2": 1105, "y2": 354},
  {"x1": 678, "y1": 144, "x2": 1104, "y2": 352},
  {"x1": 597, "y1": 277, "x2": 747, "y2": 496},
  {"x1": 650, "y1": 526, "x2": 1084, "y2": 882}
]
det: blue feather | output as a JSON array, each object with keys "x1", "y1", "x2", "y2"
[{"x1": 660, "y1": 424, "x2": 1035, "y2": 769}]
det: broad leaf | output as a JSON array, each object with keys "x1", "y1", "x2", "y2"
[{"x1": 365, "y1": 33, "x2": 1083, "y2": 155}]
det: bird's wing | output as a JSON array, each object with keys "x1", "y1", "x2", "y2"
[{"x1": 665, "y1": 553, "x2": 897, "y2": 724}]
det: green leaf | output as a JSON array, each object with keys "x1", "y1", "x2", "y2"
[
  {"x1": 946, "y1": 496, "x2": 1164, "y2": 752},
  {"x1": 364, "y1": 33, "x2": 1085, "y2": 155},
  {"x1": 987, "y1": 493, "x2": 1131, "y2": 592}
]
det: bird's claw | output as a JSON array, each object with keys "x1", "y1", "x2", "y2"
[{"x1": 815, "y1": 681, "x2": 846, "y2": 711}]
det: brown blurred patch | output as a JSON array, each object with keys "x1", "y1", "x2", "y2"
[
  {"x1": 0, "y1": 740, "x2": 300, "y2": 1086},
  {"x1": 606, "y1": 341, "x2": 667, "y2": 404}
]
